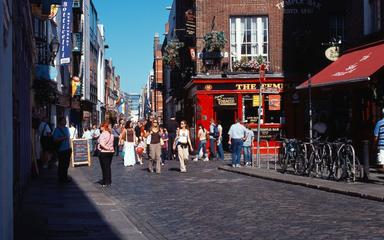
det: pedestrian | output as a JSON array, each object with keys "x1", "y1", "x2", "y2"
[
  {"x1": 209, "y1": 118, "x2": 219, "y2": 160},
  {"x1": 217, "y1": 120, "x2": 225, "y2": 161},
  {"x1": 374, "y1": 108, "x2": 384, "y2": 168},
  {"x1": 243, "y1": 123, "x2": 254, "y2": 167},
  {"x1": 160, "y1": 127, "x2": 168, "y2": 165},
  {"x1": 38, "y1": 116, "x2": 52, "y2": 169},
  {"x1": 136, "y1": 137, "x2": 145, "y2": 165},
  {"x1": 69, "y1": 123, "x2": 78, "y2": 140},
  {"x1": 167, "y1": 116, "x2": 178, "y2": 160},
  {"x1": 228, "y1": 119, "x2": 247, "y2": 168},
  {"x1": 193, "y1": 124, "x2": 208, "y2": 162},
  {"x1": 52, "y1": 117, "x2": 72, "y2": 183},
  {"x1": 175, "y1": 120, "x2": 193, "y2": 173},
  {"x1": 82, "y1": 127, "x2": 93, "y2": 153},
  {"x1": 147, "y1": 119, "x2": 162, "y2": 173},
  {"x1": 112, "y1": 124, "x2": 121, "y2": 156},
  {"x1": 91, "y1": 124, "x2": 100, "y2": 155},
  {"x1": 97, "y1": 122, "x2": 114, "y2": 187},
  {"x1": 313, "y1": 114, "x2": 327, "y2": 140},
  {"x1": 120, "y1": 121, "x2": 136, "y2": 167}
]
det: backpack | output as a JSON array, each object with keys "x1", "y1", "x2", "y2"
[{"x1": 212, "y1": 125, "x2": 219, "y2": 139}]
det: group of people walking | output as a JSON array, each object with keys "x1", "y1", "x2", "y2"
[{"x1": 37, "y1": 115, "x2": 257, "y2": 187}]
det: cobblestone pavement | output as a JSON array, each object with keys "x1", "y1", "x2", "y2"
[{"x1": 74, "y1": 156, "x2": 384, "y2": 240}]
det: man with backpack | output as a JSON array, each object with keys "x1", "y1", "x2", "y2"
[{"x1": 209, "y1": 118, "x2": 219, "y2": 160}]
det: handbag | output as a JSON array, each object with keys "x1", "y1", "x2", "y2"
[{"x1": 93, "y1": 144, "x2": 100, "y2": 156}]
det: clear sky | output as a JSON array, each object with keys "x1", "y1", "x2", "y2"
[{"x1": 93, "y1": 0, "x2": 172, "y2": 94}]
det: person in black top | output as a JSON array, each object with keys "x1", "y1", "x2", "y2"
[{"x1": 167, "y1": 117, "x2": 178, "y2": 160}]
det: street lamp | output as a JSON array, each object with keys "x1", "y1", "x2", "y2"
[{"x1": 49, "y1": 36, "x2": 60, "y2": 65}]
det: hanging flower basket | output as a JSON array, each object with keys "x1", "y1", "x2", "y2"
[
  {"x1": 163, "y1": 41, "x2": 185, "y2": 68},
  {"x1": 233, "y1": 56, "x2": 270, "y2": 72},
  {"x1": 203, "y1": 31, "x2": 227, "y2": 52}
]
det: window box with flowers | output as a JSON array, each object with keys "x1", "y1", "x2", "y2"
[
  {"x1": 163, "y1": 41, "x2": 184, "y2": 68},
  {"x1": 232, "y1": 56, "x2": 269, "y2": 73}
]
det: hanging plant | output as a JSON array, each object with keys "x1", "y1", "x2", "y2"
[
  {"x1": 163, "y1": 41, "x2": 185, "y2": 68},
  {"x1": 203, "y1": 31, "x2": 227, "y2": 52}
]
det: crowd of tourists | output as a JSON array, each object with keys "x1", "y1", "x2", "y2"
[{"x1": 36, "y1": 116, "x2": 257, "y2": 186}]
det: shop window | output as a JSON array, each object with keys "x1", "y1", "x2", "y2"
[
  {"x1": 329, "y1": 14, "x2": 345, "y2": 41},
  {"x1": 264, "y1": 95, "x2": 282, "y2": 124},
  {"x1": 243, "y1": 95, "x2": 261, "y2": 123},
  {"x1": 364, "y1": 0, "x2": 382, "y2": 34}
]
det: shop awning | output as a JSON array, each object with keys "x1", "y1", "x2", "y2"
[{"x1": 297, "y1": 43, "x2": 384, "y2": 89}]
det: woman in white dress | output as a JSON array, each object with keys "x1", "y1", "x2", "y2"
[{"x1": 120, "y1": 121, "x2": 137, "y2": 167}]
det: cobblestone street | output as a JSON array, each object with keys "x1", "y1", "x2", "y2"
[{"x1": 52, "y1": 156, "x2": 384, "y2": 240}]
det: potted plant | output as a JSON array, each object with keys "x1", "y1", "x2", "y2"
[
  {"x1": 163, "y1": 41, "x2": 185, "y2": 68},
  {"x1": 203, "y1": 31, "x2": 227, "y2": 58}
]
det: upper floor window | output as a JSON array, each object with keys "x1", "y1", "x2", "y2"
[
  {"x1": 364, "y1": 0, "x2": 382, "y2": 34},
  {"x1": 230, "y1": 16, "x2": 269, "y2": 63},
  {"x1": 329, "y1": 14, "x2": 345, "y2": 41}
]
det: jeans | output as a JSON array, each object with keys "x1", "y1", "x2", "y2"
[
  {"x1": 210, "y1": 138, "x2": 216, "y2": 159},
  {"x1": 198, "y1": 140, "x2": 207, "y2": 158},
  {"x1": 243, "y1": 146, "x2": 252, "y2": 164},
  {"x1": 168, "y1": 133, "x2": 176, "y2": 159},
  {"x1": 57, "y1": 149, "x2": 72, "y2": 182},
  {"x1": 161, "y1": 147, "x2": 168, "y2": 164},
  {"x1": 231, "y1": 139, "x2": 243, "y2": 165},
  {"x1": 114, "y1": 137, "x2": 120, "y2": 156},
  {"x1": 217, "y1": 142, "x2": 224, "y2": 160}
]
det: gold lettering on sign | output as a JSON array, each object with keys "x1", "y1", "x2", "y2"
[{"x1": 215, "y1": 95, "x2": 237, "y2": 106}]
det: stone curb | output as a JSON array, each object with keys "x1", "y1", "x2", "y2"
[{"x1": 218, "y1": 165, "x2": 384, "y2": 202}]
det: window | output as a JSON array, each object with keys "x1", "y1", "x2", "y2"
[
  {"x1": 364, "y1": 0, "x2": 383, "y2": 34},
  {"x1": 230, "y1": 16, "x2": 269, "y2": 63},
  {"x1": 329, "y1": 15, "x2": 344, "y2": 41}
]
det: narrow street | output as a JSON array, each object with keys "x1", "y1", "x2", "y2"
[{"x1": 16, "y1": 156, "x2": 384, "y2": 240}]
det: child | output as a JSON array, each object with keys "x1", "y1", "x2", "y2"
[
  {"x1": 136, "y1": 137, "x2": 146, "y2": 165},
  {"x1": 160, "y1": 127, "x2": 169, "y2": 165}
]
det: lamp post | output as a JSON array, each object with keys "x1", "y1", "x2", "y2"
[
  {"x1": 308, "y1": 73, "x2": 313, "y2": 143},
  {"x1": 255, "y1": 64, "x2": 266, "y2": 168},
  {"x1": 49, "y1": 36, "x2": 60, "y2": 65}
]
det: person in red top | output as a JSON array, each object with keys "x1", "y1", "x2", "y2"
[{"x1": 97, "y1": 122, "x2": 115, "y2": 187}]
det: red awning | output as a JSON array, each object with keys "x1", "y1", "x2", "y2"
[{"x1": 297, "y1": 43, "x2": 384, "y2": 89}]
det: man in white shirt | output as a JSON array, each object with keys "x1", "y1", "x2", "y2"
[
  {"x1": 228, "y1": 119, "x2": 247, "y2": 167},
  {"x1": 69, "y1": 123, "x2": 78, "y2": 140}
]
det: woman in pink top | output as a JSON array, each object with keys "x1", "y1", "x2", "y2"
[{"x1": 97, "y1": 122, "x2": 114, "y2": 187}]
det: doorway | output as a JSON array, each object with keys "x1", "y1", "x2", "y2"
[{"x1": 216, "y1": 109, "x2": 237, "y2": 151}]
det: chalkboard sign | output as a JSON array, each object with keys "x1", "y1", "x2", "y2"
[{"x1": 71, "y1": 139, "x2": 91, "y2": 167}]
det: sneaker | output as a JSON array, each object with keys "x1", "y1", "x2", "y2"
[
  {"x1": 236, "y1": 164, "x2": 241, "y2": 168},
  {"x1": 161, "y1": 163, "x2": 165, "y2": 166},
  {"x1": 193, "y1": 158, "x2": 198, "y2": 162},
  {"x1": 232, "y1": 164, "x2": 236, "y2": 168},
  {"x1": 203, "y1": 157, "x2": 209, "y2": 162}
]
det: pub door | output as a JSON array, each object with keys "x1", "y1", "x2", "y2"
[{"x1": 216, "y1": 109, "x2": 237, "y2": 151}]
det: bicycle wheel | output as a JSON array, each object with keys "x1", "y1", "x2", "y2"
[
  {"x1": 294, "y1": 153, "x2": 306, "y2": 175},
  {"x1": 320, "y1": 144, "x2": 332, "y2": 178},
  {"x1": 335, "y1": 144, "x2": 350, "y2": 181},
  {"x1": 278, "y1": 145, "x2": 288, "y2": 173}
]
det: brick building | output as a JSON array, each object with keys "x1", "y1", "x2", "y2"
[{"x1": 162, "y1": 0, "x2": 384, "y2": 160}]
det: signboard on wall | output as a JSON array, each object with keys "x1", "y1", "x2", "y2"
[
  {"x1": 200, "y1": 83, "x2": 284, "y2": 92},
  {"x1": 268, "y1": 95, "x2": 281, "y2": 111},
  {"x1": 59, "y1": 0, "x2": 73, "y2": 65},
  {"x1": 214, "y1": 95, "x2": 237, "y2": 108}
]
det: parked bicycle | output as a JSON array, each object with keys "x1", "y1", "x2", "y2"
[{"x1": 278, "y1": 138, "x2": 306, "y2": 175}]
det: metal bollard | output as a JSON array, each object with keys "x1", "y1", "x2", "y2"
[{"x1": 362, "y1": 140, "x2": 370, "y2": 180}]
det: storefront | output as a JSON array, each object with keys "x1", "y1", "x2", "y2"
[
  {"x1": 297, "y1": 42, "x2": 384, "y2": 164},
  {"x1": 187, "y1": 75, "x2": 285, "y2": 152}
]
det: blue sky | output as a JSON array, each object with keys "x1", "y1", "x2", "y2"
[{"x1": 93, "y1": 0, "x2": 172, "y2": 94}]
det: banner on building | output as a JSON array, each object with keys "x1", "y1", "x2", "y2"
[{"x1": 60, "y1": 0, "x2": 73, "y2": 65}]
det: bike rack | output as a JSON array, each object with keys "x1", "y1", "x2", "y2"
[{"x1": 254, "y1": 140, "x2": 280, "y2": 170}]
